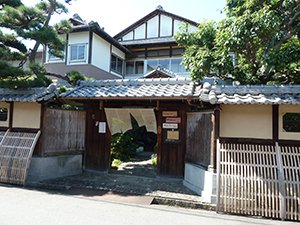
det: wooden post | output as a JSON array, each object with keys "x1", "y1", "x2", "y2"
[
  {"x1": 275, "y1": 142, "x2": 286, "y2": 220},
  {"x1": 272, "y1": 105, "x2": 279, "y2": 142},
  {"x1": 212, "y1": 107, "x2": 220, "y2": 170}
]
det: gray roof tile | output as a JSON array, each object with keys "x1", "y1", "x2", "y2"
[
  {"x1": 0, "y1": 86, "x2": 56, "y2": 102},
  {"x1": 61, "y1": 78, "x2": 200, "y2": 100},
  {"x1": 200, "y1": 83, "x2": 300, "y2": 105}
]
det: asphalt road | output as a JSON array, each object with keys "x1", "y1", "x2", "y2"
[{"x1": 0, "y1": 185, "x2": 296, "y2": 225}]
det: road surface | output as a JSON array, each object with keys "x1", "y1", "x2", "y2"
[{"x1": 0, "y1": 185, "x2": 296, "y2": 225}]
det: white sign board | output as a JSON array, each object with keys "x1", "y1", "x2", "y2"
[
  {"x1": 98, "y1": 122, "x2": 106, "y2": 133},
  {"x1": 162, "y1": 123, "x2": 178, "y2": 129}
]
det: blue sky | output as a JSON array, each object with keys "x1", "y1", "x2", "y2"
[{"x1": 22, "y1": 0, "x2": 227, "y2": 36}]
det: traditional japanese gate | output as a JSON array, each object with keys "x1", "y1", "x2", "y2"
[{"x1": 216, "y1": 141, "x2": 300, "y2": 221}]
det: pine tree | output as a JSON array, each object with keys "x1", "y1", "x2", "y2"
[{"x1": 0, "y1": 0, "x2": 72, "y2": 88}]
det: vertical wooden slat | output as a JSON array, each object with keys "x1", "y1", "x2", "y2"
[
  {"x1": 216, "y1": 139, "x2": 221, "y2": 212},
  {"x1": 275, "y1": 142, "x2": 286, "y2": 220}
]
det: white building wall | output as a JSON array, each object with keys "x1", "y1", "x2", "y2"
[
  {"x1": 68, "y1": 32, "x2": 89, "y2": 45},
  {"x1": 92, "y1": 33, "x2": 111, "y2": 71},
  {"x1": 112, "y1": 46, "x2": 125, "y2": 59}
]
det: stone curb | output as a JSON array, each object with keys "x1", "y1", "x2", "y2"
[{"x1": 27, "y1": 181, "x2": 216, "y2": 211}]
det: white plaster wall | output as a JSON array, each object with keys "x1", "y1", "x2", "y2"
[
  {"x1": 68, "y1": 32, "x2": 89, "y2": 45},
  {"x1": 13, "y1": 102, "x2": 41, "y2": 129},
  {"x1": 220, "y1": 105, "x2": 272, "y2": 139},
  {"x1": 0, "y1": 102, "x2": 10, "y2": 127},
  {"x1": 279, "y1": 105, "x2": 300, "y2": 140},
  {"x1": 92, "y1": 34, "x2": 111, "y2": 71},
  {"x1": 112, "y1": 46, "x2": 125, "y2": 59}
]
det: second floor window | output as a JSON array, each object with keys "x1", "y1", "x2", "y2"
[
  {"x1": 110, "y1": 55, "x2": 124, "y2": 75},
  {"x1": 70, "y1": 44, "x2": 86, "y2": 62}
]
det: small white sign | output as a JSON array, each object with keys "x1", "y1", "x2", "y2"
[
  {"x1": 98, "y1": 122, "x2": 106, "y2": 133},
  {"x1": 163, "y1": 123, "x2": 178, "y2": 129}
]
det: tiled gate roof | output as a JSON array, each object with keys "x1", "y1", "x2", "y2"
[
  {"x1": 61, "y1": 78, "x2": 201, "y2": 100},
  {"x1": 199, "y1": 83, "x2": 300, "y2": 105}
]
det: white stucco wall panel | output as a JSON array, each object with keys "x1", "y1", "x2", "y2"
[
  {"x1": 92, "y1": 34, "x2": 111, "y2": 71},
  {"x1": 12, "y1": 102, "x2": 41, "y2": 129},
  {"x1": 220, "y1": 105, "x2": 272, "y2": 139},
  {"x1": 112, "y1": 46, "x2": 125, "y2": 59}
]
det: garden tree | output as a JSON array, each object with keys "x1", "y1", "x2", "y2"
[
  {"x1": 0, "y1": 0, "x2": 72, "y2": 88},
  {"x1": 175, "y1": 0, "x2": 300, "y2": 84}
]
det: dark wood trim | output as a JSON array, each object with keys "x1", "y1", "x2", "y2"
[
  {"x1": 219, "y1": 137, "x2": 300, "y2": 146},
  {"x1": 10, "y1": 128, "x2": 40, "y2": 133},
  {"x1": 278, "y1": 139, "x2": 300, "y2": 146},
  {"x1": 158, "y1": 14, "x2": 161, "y2": 38},
  {"x1": 272, "y1": 105, "x2": 279, "y2": 141},
  {"x1": 214, "y1": 107, "x2": 220, "y2": 139},
  {"x1": 109, "y1": 44, "x2": 112, "y2": 72},
  {"x1": 88, "y1": 31, "x2": 93, "y2": 64},
  {"x1": 65, "y1": 33, "x2": 69, "y2": 65},
  {"x1": 212, "y1": 107, "x2": 220, "y2": 169},
  {"x1": 220, "y1": 137, "x2": 275, "y2": 145},
  {"x1": 171, "y1": 18, "x2": 175, "y2": 36},
  {"x1": 113, "y1": 8, "x2": 198, "y2": 39},
  {"x1": 9, "y1": 102, "x2": 13, "y2": 129},
  {"x1": 0, "y1": 127, "x2": 8, "y2": 131},
  {"x1": 133, "y1": 29, "x2": 135, "y2": 40}
]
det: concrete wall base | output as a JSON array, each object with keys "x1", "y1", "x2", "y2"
[
  {"x1": 27, "y1": 155, "x2": 82, "y2": 183},
  {"x1": 183, "y1": 162, "x2": 217, "y2": 204}
]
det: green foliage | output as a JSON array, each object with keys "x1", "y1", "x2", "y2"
[
  {"x1": 66, "y1": 70, "x2": 91, "y2": 85},
  {"x1": 57, "y1": 85, "x2": 69, "y2": 93},
  {"x1": 175, "y1": 0, "x2": 300, "y2": 84},
  {"x1": 110, "y1": 132, "x2": 137, "y2": 161},
  {"x1": 111, "y1": 159, "x2": 122, "y2": 169},
  {"x1": 151, "y1": 154, "x2": 157, "y2": 167},
  {"x1": 0, "y1": 0, "x2": 72, "y2": 87}
]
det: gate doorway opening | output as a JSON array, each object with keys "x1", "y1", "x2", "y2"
[{"x1": 105, "y1": 108, "x2": 158, "y2": 178}]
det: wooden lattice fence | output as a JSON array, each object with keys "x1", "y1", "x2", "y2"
[
  {"x1": 0, "y1": 130, "x2": 40, "y2": 185},
  {"x1": 217, "y1": 141, "x2": 300, "y2": 221}
]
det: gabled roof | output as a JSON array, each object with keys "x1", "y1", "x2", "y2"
[
  {"x1": 0, "y1": 86, "x2": 56, "y2": 102},
  {"x1": 143, "y1": 66, "x2": 176, "y2": 78},
  {"x1": 70, "y1": 21, "x2": 131, "y2": 55},
  {"x1": 200, "y1": 83, "x2": 300, "y2": 105},
  {"x1": 61, "y1": 77, "x2": 200, "y2": 100},
  {"x1": 114, "y1": 6, "x2": 199, "y2": 40}
]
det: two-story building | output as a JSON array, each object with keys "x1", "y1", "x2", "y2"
[{"x1": 44, "y1": 6, "x2": 199, "y2": 80}]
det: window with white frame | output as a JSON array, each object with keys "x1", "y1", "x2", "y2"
[{"x1": 69, "y1": 44, "x2": 87, "y2": 62}]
